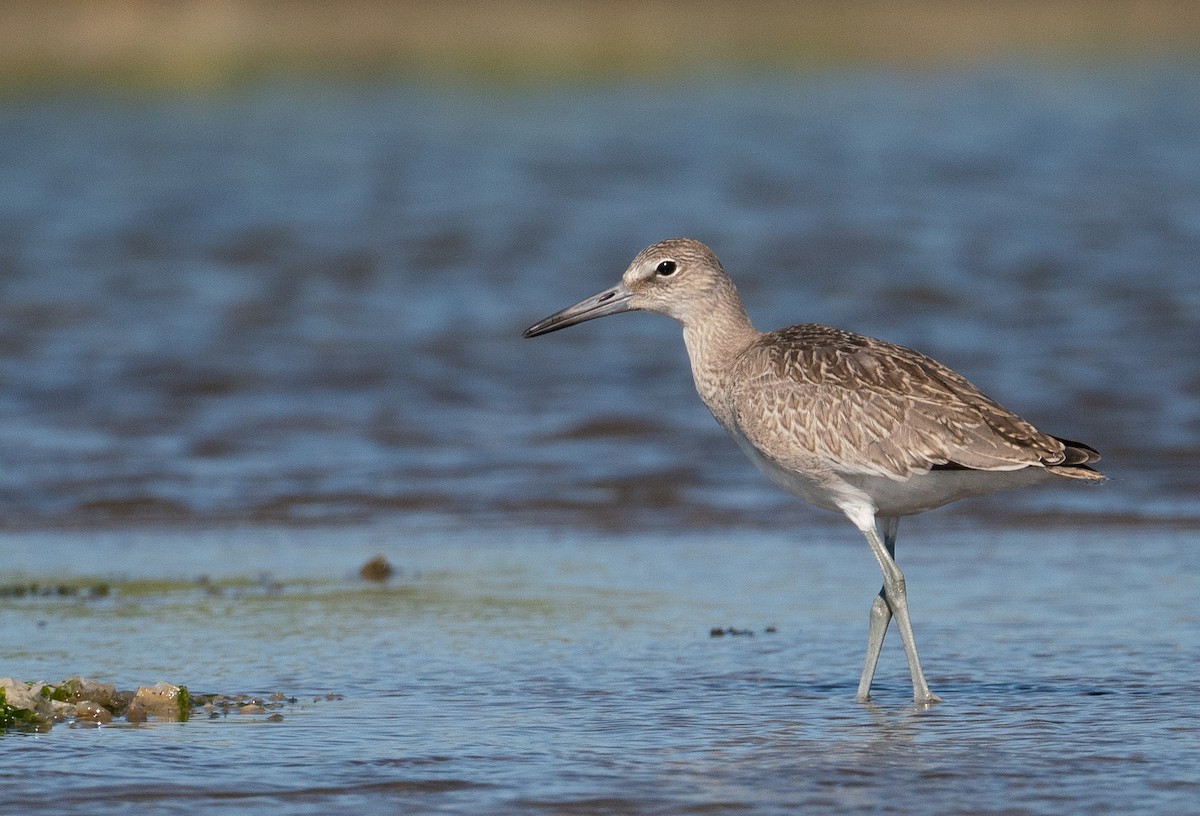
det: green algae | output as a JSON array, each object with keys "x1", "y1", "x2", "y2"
[
  {"x1": 0, "y1": 686, "x2": 45, "y2": 732},
  {"x1": 176, "y1": 686, "x2": 192, "y2": 721}
]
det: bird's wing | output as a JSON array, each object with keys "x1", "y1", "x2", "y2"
[{"x1": 725, "y1": 325, "x2": 1067, "y2": 480}]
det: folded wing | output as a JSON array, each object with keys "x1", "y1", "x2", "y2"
[{"x1": 727, "y1": 324, "x2": 1100, "y2": 481}]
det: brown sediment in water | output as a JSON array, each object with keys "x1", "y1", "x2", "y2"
[
  {"x1": 359, "y1": 554, "x2": 396, "y2": 582},
  {"x1": 0, "y1": 0, "x2": 1198, "y2": 90}
]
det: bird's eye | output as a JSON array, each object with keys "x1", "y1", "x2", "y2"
[{"x1": 656, "y1": 260, "x2": 677, "y2": 276}]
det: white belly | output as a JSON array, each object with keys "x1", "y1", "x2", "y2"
[
  {"x1": 727, "y1": 423, "x2": 1054, "y2": 519},
  {"x1": 844, "y1": 467, "x2": 1055, "y2": 517}
]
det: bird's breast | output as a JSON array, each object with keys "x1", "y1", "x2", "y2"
[{"x1": 725, "y1": 422, "x2": 850, "y2": 514}]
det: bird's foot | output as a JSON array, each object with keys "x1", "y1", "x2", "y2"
[{"x1": 913, "y1": 691, "x2": 943, "y2": 707}]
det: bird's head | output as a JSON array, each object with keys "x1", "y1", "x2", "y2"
[{"x1": 522, "y1": 238, "x2": 735, "y2": 337}]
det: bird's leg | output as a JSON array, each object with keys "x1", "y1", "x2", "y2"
[
  {"x1": 856, "y1": 516, "x2": 898, "y2": 702},
  {"x1": 859, "y1": 517, "x2": 941, "y2": 705}
]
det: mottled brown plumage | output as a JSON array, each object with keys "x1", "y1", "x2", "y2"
[
  {"x1": 730, "y1": 323, "x2": 1098, "y2": 480},
  {"x1": 524, "y1": 238, "x2": 1103, "y2": 704}
]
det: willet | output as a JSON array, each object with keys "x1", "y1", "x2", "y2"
[{"x1": 523, "y1": 238, "x2": 1102, "y2": 704}]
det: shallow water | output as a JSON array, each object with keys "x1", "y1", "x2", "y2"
[
  {"x1": 2, "y1": 523, "x2": 1199, "y2": 814},
  {"x1": 1, "y1": 65, "x2": 1199, "y2": 813}
]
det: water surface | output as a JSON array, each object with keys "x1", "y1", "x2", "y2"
[
  {"x1": 2, "y1": 523, "x2": 1198, "y2": 814},
  {"x1": 0, "y1": 68, "x2": 1195, "y2": 530},
  {"x1": 1, "y1": 66, "x2": 1199, "y2": 814}
]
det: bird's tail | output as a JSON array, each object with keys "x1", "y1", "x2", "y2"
[{"x1": 1047, "y1": 436, "x2": 1104, "y2": 481}]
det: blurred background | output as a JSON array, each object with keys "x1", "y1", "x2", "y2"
[{"x1": 0, "y1": 0, "x2": 1196, "y2": 532}]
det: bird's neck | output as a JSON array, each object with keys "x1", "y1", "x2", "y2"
[{"x1": 680, "y1": 301, "x2": 759, "y2": 428}]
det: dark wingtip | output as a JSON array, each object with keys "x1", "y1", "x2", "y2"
[
  {"x1": 931, "y1": 435, "x2": 1102, "y2": 475},
  {"x1": 1052, "y1": 436, "x2": 1101, "y2": 465}
]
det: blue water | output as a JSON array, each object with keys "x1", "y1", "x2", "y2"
[
  {"x1": 1, "y1": 65, "x2": 1199, "y2": 813},
  {"x1": 2, "y1": 524, "x2": 1198, "y2": 815},
  {"x1": 0, "y1": 68, "x2": 1196, "y2": 529}
]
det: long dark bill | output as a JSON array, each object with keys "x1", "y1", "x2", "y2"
[{"x1": 522, "y1": 283, "x2": 635, "y2": 338}]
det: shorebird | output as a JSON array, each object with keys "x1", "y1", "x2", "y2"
[{"x1": 523, "y1": 238, "x2": 1103, "y2": 704}]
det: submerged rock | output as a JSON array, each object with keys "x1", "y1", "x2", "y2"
[
  {"x1": 74, "y1": 700, "x2": 113, "y2": 724},
  {"x1": 1, "y1": 677, "x2": 54, "y2": 730},
  {"x1": 125, "y1": 701, "x2": 148, "y2": 723},
  {"x1": 57, "y1": 677, "x2": 119, "y2": 709},
  {"x1": 131, "y1": 682, "x2": 191, "y2": 722},
  {"x1": 359, "y1": 555, "x2": 395, "y2": 582},
  {"x1": 0, "y1": 677, "x2": 189, "y2": 731},
  {"x1": 0, "y1": 677, "x2": 326, "y2": 732}
]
